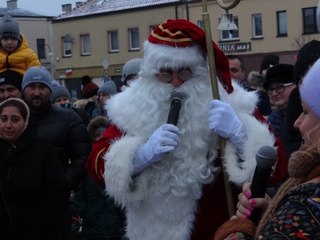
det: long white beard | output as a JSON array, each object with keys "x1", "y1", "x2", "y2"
[{"x1": 106, "y1": 65, "x2": 219, "y2": 199}]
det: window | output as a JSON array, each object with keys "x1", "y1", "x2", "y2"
[
  {"x1": 128, "y1": 28, "x2": 140, "y2": 51},
  {"x1": 197, "y1": 20, "x2": 204, "y2": 30},
  {"x1": 80, "y1": 34, "x2": 91, "y2": 55},
  {"x1": 63, "y1": 35, "x2": 72, "y2": 57},
  {"x1": 252, "y1": 13, "x2": 263, "y2": 38},
  {"x1": 277, "y1": 11, "x2": 287, "y2": 36},
  {"x1": 303, "y1": 7, "x2": 318, "y2": 34},
  {"x1": 108, "y1": 30, "x2": 119, "y2": 52},
  {"x1": 220, "y1": 16, "x2": 239, "y2": 41},
  {"x1": 37, "y1": 38, "x2": 46, "y2": 59}
]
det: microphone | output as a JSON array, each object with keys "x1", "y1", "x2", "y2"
[
  {"x1": 167, "y1": 90, "x2": 184, "y2": 126},
  {"x1": 249, "y1": 145, "x2": 277, "y2": 224}
]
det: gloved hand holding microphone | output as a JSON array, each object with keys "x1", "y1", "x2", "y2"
[
  {"x1": 133, "y1": 90, "x2": 184, "y2": 174},
  {"x1": 133, "y1": 124, "x2": 180, "y2": 175}
]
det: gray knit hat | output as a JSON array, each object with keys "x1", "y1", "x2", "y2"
[
  {"x1": 300, "y1": 58, "x2": 320, "y2": 119},
  {"x1": 22, "y1": 66, "x2": 53, "y2": 92},
  {"x1": 121, "y1": 58, "x2": 143, "y2": 83},
  {"x1": 0, "y1": 14, "x2": 20, "y2": 40},
  {"x1": 97, "y1": 80, "x2": 117, "y2": 96},
  {"x1": 50, "y1": 84, "x2": 71, "y2": 103}
]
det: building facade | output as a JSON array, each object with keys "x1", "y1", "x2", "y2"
[
  {"x1": 186, "y1": 0, "x2": 320, "y2": 73},
  {"x1": 52, "y1": 0, "x2": 320, "y2": 97}
]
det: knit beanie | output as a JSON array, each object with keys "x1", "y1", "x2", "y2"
[
  {"x1": 0, "y1": 70, "x2": 23, "y2": 90},
  {"x1": 97, "y1": 80, "x2": 117, "y2": 96},
  {"x1": 300, "y1": 58, "x2": 320, "y2": 119},
  {"x1": 293, "y1": 40, "x2": 320, "y2": 84},
  {"x1": 22, "y1": 66, "x2": 53, "y2": 92},
  {"x1": 81, "y1": 82, "x2": 99, "y2": 99},
  {"x1": 121, "y1": 58, "x2": 143, "y2": 83},
  {"x1": 50, "y1": 84, "x2": 71, "y2": 103},
  {"x1": 0, "y1": 14, "x2": 20, "y2": 40}
]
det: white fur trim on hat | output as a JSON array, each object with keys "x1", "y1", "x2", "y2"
[{"x1": 143, "y1": 41, "x2": 207, "y2": 70}]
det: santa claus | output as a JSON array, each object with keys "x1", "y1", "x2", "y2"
[{"x1": 88, "y1": 19, "x2": 286, "y2": 240}]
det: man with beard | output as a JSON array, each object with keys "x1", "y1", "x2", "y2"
[
  {"x1": 87, "y1": 19, "x2": 285, "y2": 240},
  {"x1": 21, "y1": 66, "x2": 91, "y2": 238}
]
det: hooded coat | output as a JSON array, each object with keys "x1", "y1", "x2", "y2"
[
  {"x1": 0, "y1": 33, "x2": 40, "y2": 75},
  {"x1": 0, "y1": 124, "x2": 68, "y2": 240}
]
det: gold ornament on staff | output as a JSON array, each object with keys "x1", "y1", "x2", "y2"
[
  {"x1": 216, "y1": 0, "x2": 241, "y2": 11},
  {"x1": 201, "y1": 0, "x2": 241, "y2": 217}
]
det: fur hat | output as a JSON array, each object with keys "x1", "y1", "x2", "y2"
[
  {"x1": 300, "y1": 58, "x2": 320, "y2": 118},
  {"x1": 97, "y1": 80, "x2": 117, "y2": 96},
  {"x1": 50, "y1": 84, "x2": 71, "y2": 103},
  {"x1": 293, "y1": 40, "x2": 320, "y2": 84},
  {"x1": 263, "y1": 64, "x2": 294, "y2": 89},
  {"x1": 0, "y1": 14, "x2": 20, "y2": 40},
  {"x1": 145, "y1": 19, "x2": 233, "y2": 93},
  {"x1": 121, "y1": 58, "x2": 143, "y2": 84},
  {"x1": 0, "y1": 70, "x2": 23, "y2": 90},
  {"x1": 22, "y1": 66, "x2": 53, "y2": 92},
  {"x1": 260, "y1": 54, "x2": 279, "y2": 74},
  {"x1": 87, "y1": 116, "x2": 109, "y2": 142},
  {"x1": 81, "y1": 82, "x2": 99, "y2": 99},
  {"x1": 248, "y1": 71, "x2": 264, "y2": 88}
]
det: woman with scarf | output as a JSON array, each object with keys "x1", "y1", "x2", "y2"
[{"x1": 214, "y1": 58, "x2": 320, "y2": 240}]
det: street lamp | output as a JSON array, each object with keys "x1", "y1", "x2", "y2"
[
  {"x1": 45, "y1": 44, "x2": 53, "y2": 57},
  {"x1": 44, "y1": 43, "x2": 54, "y2": 75}
]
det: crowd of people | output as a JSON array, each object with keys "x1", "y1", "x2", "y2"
[{"x1": 0, "y1": 13, "x2": 320, "y2": 240}]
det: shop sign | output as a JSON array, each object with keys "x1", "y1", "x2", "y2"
[{"x1": 218, "y1": 42, "x2": 251, "y2": 53}]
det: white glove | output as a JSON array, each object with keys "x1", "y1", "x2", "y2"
[
  {"x1": 208, "y1": 99, "x2": 247, "y2": 152},
  {"x1": 132, "y1": 124, "x2": 180, "y2": 175}
]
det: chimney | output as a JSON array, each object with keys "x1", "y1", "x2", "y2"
[
  {"x1": 7, "y1": 0, "x2": 17, "y2": 9},
  {"x1": 75, "y1": 2, "x2": 83, "y2": 8},
  {"x1": 62, "y1": 3, "x2": 72, "y2": 13}
]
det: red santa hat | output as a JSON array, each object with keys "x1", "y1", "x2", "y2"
[{"x1": 146, "y1": 19, "x2": 233, "y2": 94}]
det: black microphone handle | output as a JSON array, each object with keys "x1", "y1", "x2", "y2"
[
  {"x1": 250, "y1": 168, "x2": 272, "y2": 198},
  {"x1": 167, "y1": 99, "x2": 181, "y2": 126},
  {"x1": 248, "y1": 145, "x2": 277, "y2": 225},
  {"x1": 249, "y1": 167, "x2": 272, "y2": 225}
]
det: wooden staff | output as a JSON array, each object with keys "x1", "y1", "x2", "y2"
[{"x1": 201, "y1": 0, "x2": 235, "y2": 217}]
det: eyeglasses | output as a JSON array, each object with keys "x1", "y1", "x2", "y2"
[
  {"x1": 156, "y1": 68, "x2": 193, "y2": 83},
  {"x1": 267, "y1": 83, "x2": 293, "y2": 95}
]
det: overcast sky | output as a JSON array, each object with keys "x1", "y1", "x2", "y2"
[{"x1": 0, "y1": 0, "x2": 80, "y2": 16}]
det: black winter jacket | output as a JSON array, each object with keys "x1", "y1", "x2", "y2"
[
  {"x1": 74, "y1": 175, "x2": 126, "y2": 240},
  {"x1": 29, "y1": 104, "x2": 91, "y2": 191},
  {"x1": 0, "y1": 125, "x2": 68, "y2": 240}
]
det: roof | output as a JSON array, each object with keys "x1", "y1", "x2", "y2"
[
  {"x1": 0, "y1": 7, "x2": 50, "y2": 18},
  {"x1": 56, "y1": 0, "x2": 180, "y2": 20}
]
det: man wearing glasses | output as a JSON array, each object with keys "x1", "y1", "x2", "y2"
[{"x1": 263, "y1": 64, "x2": 295, "y2": 160}]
